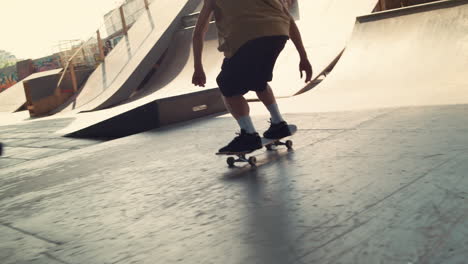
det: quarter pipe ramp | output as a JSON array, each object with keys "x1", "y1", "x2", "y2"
[{"x1": 271, "y1": 0, "x2": 468, "y2": 114}]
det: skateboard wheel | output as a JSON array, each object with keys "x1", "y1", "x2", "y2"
[
  {"x1": 266, "y1": 144, "x2": 274, "y2": 151},
  {"x1": 248, "y1": 156, "x2": 257, "y2": 166},
  {"x1": 285, "y1": 140, "x2": 293, "y2": 149},
  {"x1": 227, "y1": 157, "x2": 235, "y2": 167}
]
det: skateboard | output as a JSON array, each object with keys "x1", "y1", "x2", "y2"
[{"x1": 216, "y1": 125, "x2": 297, "y2": 167}]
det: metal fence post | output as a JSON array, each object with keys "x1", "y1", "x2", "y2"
[
  {"x1": 119, "y1": 6, "x2": 128, "y2": 35},
  {"x1": 97, "y1": 30, "x2": 105, "y2": 61}
]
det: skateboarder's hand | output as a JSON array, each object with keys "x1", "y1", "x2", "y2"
[
  {"x1": 300, "y1": 58, "x2": 313, "y2": 83},
  {"x1": 192, "y1": 67, "x2": 206, "y2": 87}
]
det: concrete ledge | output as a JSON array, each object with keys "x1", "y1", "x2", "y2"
[{"x1": 67, "y1": 88, "x2": 226, "y2": 138}]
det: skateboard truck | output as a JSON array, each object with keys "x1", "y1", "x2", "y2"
[
  {"x1": 227, "y1": 154, "x2": 257, "y2": 167},
  {"x1": 265, "y1": 139, "x2": 293, "y2": 151}
]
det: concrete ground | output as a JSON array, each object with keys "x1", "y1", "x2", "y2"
[
  {"x1": 0, "y1": 115, "x2": 104, "y2": 169},
  {"x1": 1, "y1": 104, "x2": 467, "y2": 264},
  {"x1": 3, "y1": 1, "x2": 468, "y2": 263}
]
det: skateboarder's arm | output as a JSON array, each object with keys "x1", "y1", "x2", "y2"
[
  {"x1": 282, "y1": 5, "x2": 308, "y2": 61},
  {"x1": 192, "y1": 0, "x2": 214, "y2": 86},
  {"x1": 289, "y1": 20, "x2": 308, "y2": 61},
  {"x1": 193, "y1": 0, "x2": 214, "y2": 71},
  {"x1": 282, "y1": 4, "x2": 313, "y2": 82}
]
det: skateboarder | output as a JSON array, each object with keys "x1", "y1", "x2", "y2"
[{"x1": 192, "y1": 0, "x2": 312, "y2": 153}]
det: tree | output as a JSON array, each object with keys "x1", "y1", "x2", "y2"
[{"x1": 0, "y1": 50, "x2": 17, "y2": 69}]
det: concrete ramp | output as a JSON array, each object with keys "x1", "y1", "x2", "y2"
[
  {"x1": 0, "y1": 69, "x2": 62, "y2": 113},
  {"x1": 54, "y1": 0, "x2": 381, "y2": 136},
  {"x1": 57, "y1": 24, "x2": 226, "y2": 137},
  {"x1": 0, "y1": 82, "x2": 26, "y2": 113},
  {"x1": 247, "y1": 0, "x2": 378, "y2": 99},
  {"x1": 123, "y1": 23, "x2": 223, "y2": 104},
  {"x1": 268, "y1": 0, "x2": 468, "y2": 114},
  {"x1": 56, "y1": 0, "x2": 200, "y2": 113}
]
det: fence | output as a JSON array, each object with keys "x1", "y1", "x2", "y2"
[{"x1": 55, "y1": 0, "x2": 153, "y2": 95}]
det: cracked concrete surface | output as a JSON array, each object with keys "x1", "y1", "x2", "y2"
[{"x1": 1, "y1": 105, "x2": 468, "y2": 264}]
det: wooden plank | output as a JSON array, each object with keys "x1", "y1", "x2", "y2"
[
  {"x1": 69, "y1": 62, "x2": 78, "y2": 93},
  {"x1": 380, "y1": 0, "x2": 387, "y2": 10},
  {"x1": 22, "y1": 81, "x2": 35, "y2": 116}
]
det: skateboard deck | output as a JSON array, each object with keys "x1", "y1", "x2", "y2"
[{"x1": 216, "y1": 124, "x2": 297, "y2": 167}]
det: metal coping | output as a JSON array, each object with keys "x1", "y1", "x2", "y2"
[{"x1": 357, "y1": 0, "x2": 468, "y2": 23}]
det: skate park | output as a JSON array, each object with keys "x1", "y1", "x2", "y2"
[{"x1": 1, "y1": 0, "x2": 468, "y2": 263}]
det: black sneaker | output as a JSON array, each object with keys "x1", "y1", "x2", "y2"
[
  {"x1": 218, "y1": 129, "x2": 262, "y2": 154},
  {"x1": 263, "y1": 120, "x2": 292, "y2": 139}
]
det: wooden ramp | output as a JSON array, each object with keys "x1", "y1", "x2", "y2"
[{"x1": 0, "y1": 69, "x2": 62, "y2": 113}]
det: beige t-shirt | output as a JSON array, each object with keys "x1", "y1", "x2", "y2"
[{"x1": 213, "y1": 0, "x2": 291, "y2": 58}]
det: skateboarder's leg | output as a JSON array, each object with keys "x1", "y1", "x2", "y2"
[
  {"x1": 217, "y1": 63, "x2": 261, "y2": 153},
  {"x1": 217, "y1": 95, "x2": 261, "y2": 153},
  {"x1": 222, "y1": 95, "x2": 249, "y2": 119},
  {"x1": 256, "y1": 84, "x2": 276, "y2": 106},
  {"x1": 256, "y1": 84, "x2": 291, "y2": 139},
  {"x1": 256, "y1": 84, "x2": 285, "y2": 124},
  {"x1": 243, "y1": 35, "x2": 292, "y2": 139},
  {"x1": 216, "y1": 36, "x2": 291, "y2": 152},
  {"x1": 222, "y1": 95, "x2": 256, "y2": 134}
]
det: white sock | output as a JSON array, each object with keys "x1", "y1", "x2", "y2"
[
  {"x1": 266, "y1": 103, "x2": 284, "y2": 124},
  {"x1": 237, "y1": 116, "x2": 256, "y2": 134}
]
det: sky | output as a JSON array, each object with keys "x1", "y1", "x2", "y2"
[{"x1": 0, "y1": 0, "x2": 124, "y2": 59}]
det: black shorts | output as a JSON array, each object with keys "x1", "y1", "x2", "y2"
[{"x1": 216, "y1": 35, "x2": 289, "y2": 97}]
